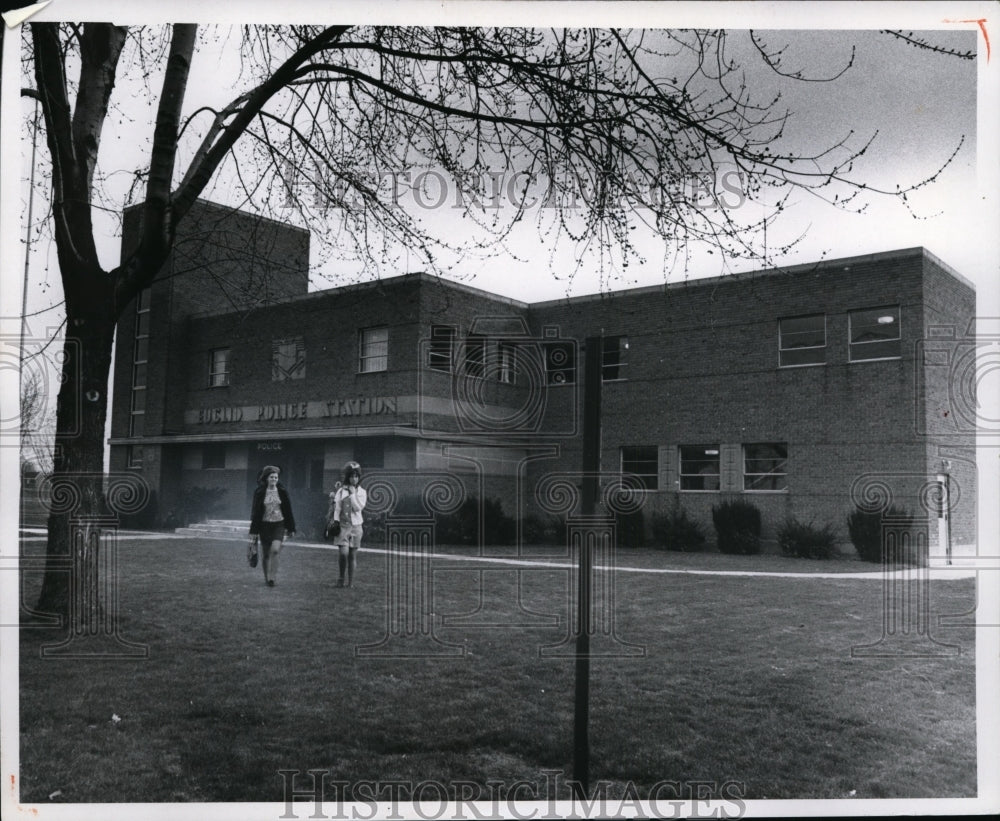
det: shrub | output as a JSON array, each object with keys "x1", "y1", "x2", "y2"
[
  {"x1": 522, "y1": 514, "x2": 567, "y2": 545},
  {"x1": 711, "y1": 499, "x2": 762, "y2": 555},
  {"x1": 650, "y1": 502, "x2": 706, "y2": 552},
  {"x1": 615, "y1": 508, "x2": 646, "y2": 547},
  {"x1": 436, "y1": 497, "x2": 516, "y2": 546},
  {"x1": 847, "y1": 505, "x2": 917, "y2": 564},
  {"x1": 777, "y1": 517, "x2": 838, "y2": 560}
]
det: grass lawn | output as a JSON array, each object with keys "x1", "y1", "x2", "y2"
[{"x1": 18, "y1": 534, "x2": 976, "y2": 804}]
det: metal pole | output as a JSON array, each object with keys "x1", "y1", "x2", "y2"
[{"x1": 574, "y1": 336, "x2": 603, "y2": 793}]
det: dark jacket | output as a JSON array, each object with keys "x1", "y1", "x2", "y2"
[{"x1": 249, "y1": 483, "x2": 296, "y2": 534}]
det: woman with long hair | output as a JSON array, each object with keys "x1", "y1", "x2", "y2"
[{"x1": 249, "y1": 465, "x2": 296, "y2": 587}]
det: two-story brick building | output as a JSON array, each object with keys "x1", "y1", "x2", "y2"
[{"x1": 109, "y1": 201, "x2": 977, "y2": 555}]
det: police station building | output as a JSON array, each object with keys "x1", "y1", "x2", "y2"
[{"x1": 109, "y1": 201, "x2": 977, "y2": 554}]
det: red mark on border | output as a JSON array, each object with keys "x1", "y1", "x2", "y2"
[{"x1": 944, "y1": 17, "x2": 990, "y2": 61}]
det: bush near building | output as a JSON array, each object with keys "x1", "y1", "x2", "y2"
[
  {"x1": 650, "y1": 501, "x2": 707, "y2": 552},
  {"x1": 847, "y1": 505, "x2": 918, "y2": 564},
  {"x1": 777, "y1": 517, "x2": 838, "y2": 560},
  {"x1": 712, "y1": 499, "x2": 762, "y2": 555}
]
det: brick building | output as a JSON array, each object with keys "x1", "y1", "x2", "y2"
[{"x1": 109, "y1": 201, "x2": 977, "y2": 555}]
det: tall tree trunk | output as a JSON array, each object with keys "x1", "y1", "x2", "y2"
[{"x1": 34, "y1": 281, "x2": 116, "y2": 623}]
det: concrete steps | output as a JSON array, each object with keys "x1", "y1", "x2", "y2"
[{"x1": 174, "y1": 519, "x2": 249, "y2": 540}]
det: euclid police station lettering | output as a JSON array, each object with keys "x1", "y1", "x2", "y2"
[{"x1": 191, "y1": 396, "x2": 398, "y2": 425}]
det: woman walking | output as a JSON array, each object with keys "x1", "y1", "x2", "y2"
[
  {"x1": 249, "y1": 465, "x2": 296, "y2": 587},
  {"x1": 328, "y1": 461, "x2": 366, "y2": 588}
]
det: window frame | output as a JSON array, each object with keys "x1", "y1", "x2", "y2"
[
  {"x1": 209, "y1": 347, "x2": 231, "y2": 388},
  {"x1": 126, "y1": 445, "x2": 143, "y2": 469},
  {"x1": 620, "y1": 445, "x2": 658, "y2": 491},
  {"x1": 678, "y1": 445, "x2": 721, "y2": 492},
  {"x1": 778, "y1": 314, "x2": 827, "y2": 368},
  {"x1": 602, "y1": 335, "x2": 629, "y2": 381},
  {"x1": 427, "y1": 325, "x2": 456, "y2": 373},
  {"x1": 358, "y1": 326, "x2": 388, "y2": 374},
  {"x1": 272, "y1": 336, "x2": 306, "y2": 381},
  {"x1": 743, "y1": 442, "x2": 788, "y2": 493},
  {"x1": 849, "y1": 305, "x2": 901, "y2": 362},
  {"x1": 463, "y1": 332, "x2": 487, "y2": 379},
  {"x1": 497, "y1": 341, "x2": 517, "y2": 385}
]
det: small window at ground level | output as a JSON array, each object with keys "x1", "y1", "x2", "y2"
[
  {"x1": 202, "y1": 443, "x2": 226, "y2": 470},
  {"x1": 621, "y1": 446, "x2": 658, "y2": 490},
  {"x1": 779, "y1": 314, "x2": 826, "y2": 367},
  {"x1": 127, "y1": 445, "x2": 143, "y2": 469},
  {"x1": 850, "y1": 306, "x2": 900, "y2": 361},
  {"x1": 679, "y1": 445, "x2": 720, "y2": 491},
  {"x1": 743, "y1": 443, "x2": 787, "y2": 491}
]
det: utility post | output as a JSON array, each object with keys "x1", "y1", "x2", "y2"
[{"x1": 574, "y1": 335, "x2": 603, "y2": 793}]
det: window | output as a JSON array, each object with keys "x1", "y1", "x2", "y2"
[
  {"x1": 428, "y1": 325, "x2": 456, "y2": 372},
  {"x1": 126, "y1": 445, "x2": 143, "y2": 469},
  {"x1": 463, "y1": 333, "x2": 486, "y2": 378},
  {"x1": 850, "y1": 306, "x2": 900, "y2": 361},
  {"x1": 209, "y1": 348, "x2": 230, "y2": 387},
  {"x1": 129, "y1": 376, "x2": 146, "y2": 437},
  {"x1": 359, "y1": 327, "x2": 388, "y2": 373},
  {"x1": 779, "y1": 314, "x2": 826, "y2": 367},
  {"x1": 679, "y1": 445, "x2": 720, "y2": 491},
  {"x1": 546, "y1": 341, "x2": 576, "y2": 385},
  {"x1": 272, "y1": 337, "x2": 306, "y2": 381},
  {"x1": 497, "y1": 341, "x2": 517, "y2": 385},
  {"x1": 621, "y1": 446, "x2": 658, "y2": 491},
  {"x1": 202, "y1": 444, "x2": 226, "y2": 470},
  {"x1": 602, "y1": 335, "x2": 629, "y2": 381},
  {"x1": 744, "y1": 443, "x2": 788, "y2": 491},
  {"x1": 130, "y1": 288, "x2": 150, "y2": 439}
]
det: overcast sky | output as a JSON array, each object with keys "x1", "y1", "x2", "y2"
[{"x1": 6, "y1": 2, "x2": 996, "y2": 324}]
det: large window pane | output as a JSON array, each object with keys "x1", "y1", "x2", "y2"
[
  {"x1": 621, "y1": 445, "x2": 658, "y2": 490},
  {"x1": 779, "y1": 315, "x2": 825, "y2": 367},
  {"x1": 359, "y1": 327, "x2": 388, "y2": 373},
  {"x1": 602, "y1": 335, "x2": 629, "y2": 381},
  {"x1": 850, "y1": 306, "x2": 900, "y2": 361},
  {"x1": 744, "y1": 443, "x2": 788, "y2": 491},
  {"x1": 679, "y1": 445, "x2": 720, "y2": 491}
]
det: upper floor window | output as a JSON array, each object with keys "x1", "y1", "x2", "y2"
[
  {"x1": 209, "y1": 347, "x2": 230, "y2": 387},
  {"x1": 679, "y1": 445, "x2": 720, "y2": 491},
  {"x1": 359, "y1": 326, "x2": 388, "y2": 373},
  {"x1": 272, "y1": 337, "x2": 306, "y2": 381},
  {"x1": 621, "y1": 445, "x2": 658, "y2": 491},
  {"x1": 463, "y1": 333, "x2": 486, "y2": 378},
  {"x1": 602, "y1": 335, "x2": 629, "y2": 381},
  {"x1": 743, "y1": 443, "x2": 788, "y2": 492},
  {"x1": 428, "y1": 325, "x2": 456, "y2": 372},
  {"x1": 779, "y1": 314, "x2": 826, "y2": 367},
  {"x1": 497, "y1": 341, "x2": 517, "y2": 385},
  {"x1": 850, "y1": 306, "x2": 900, "y2": 362},
  {"x1": 546, "y1": 340, "x2": 576, "y2": 385}
]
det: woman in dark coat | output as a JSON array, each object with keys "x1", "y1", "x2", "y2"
[{"x1": 249, "y1": 465, "x2": 296, "y2": 587}]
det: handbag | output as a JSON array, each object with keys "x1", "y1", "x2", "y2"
[
  {"x1": 325, "y1": 521, "x2": 341, "y2": 540},
  {"x1": 247, "y1": 535, "x2": 259, "y2": 568}
]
